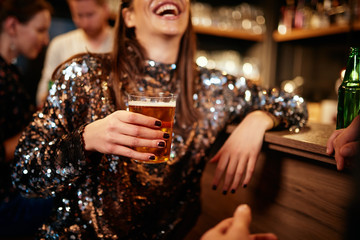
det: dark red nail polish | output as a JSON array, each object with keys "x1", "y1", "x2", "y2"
[
  {"x1": 212, "y1": 185, "x2": 217, "y2": 190},
  {"x1": 163, "y1": 133, "x2": 170, "y2": 139},
  {"x1": 148, "y1": 155, "x2": 155, "y2": 160},
  {"x1": 231, "y1": 189, "x2": 235, "y2": 194},
  {"x1": 243, "y1": 184, "x2": 247, "y2": 188},
  {"x1": 155, "y1": 121, "x2": 161, "y2": 127},
  {"x1": 158, "y1": 141, "x2": 165, "y2": 147},
  {"x1": 222, "y1": 190, "x2": 227, "y2": 195}
]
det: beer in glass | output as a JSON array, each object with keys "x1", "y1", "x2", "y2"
[{"x1": 128, "y1": 93, "x2": 176, "y2": 163}]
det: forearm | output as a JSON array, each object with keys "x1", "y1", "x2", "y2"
[{"x1": 13, "y1": 125, "x2": 87, "y2": 198}]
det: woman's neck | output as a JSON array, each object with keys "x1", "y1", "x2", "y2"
[{"x1": 138, "y1": 34, "x2": 181, "y2": 64}]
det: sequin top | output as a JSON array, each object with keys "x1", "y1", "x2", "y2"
[
  {"x1": 0, "y1": 56, "x2": 35, "y2": 201},
  {"x1": 13, "y1": 53, "x2": 308, "y2": 239}
]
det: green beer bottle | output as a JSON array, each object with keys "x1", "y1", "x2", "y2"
[{"x1": 336, "y1": 47, "x2": 360, "y2": 129}]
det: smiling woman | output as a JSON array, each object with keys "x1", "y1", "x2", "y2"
[{"x1": 12, "y1": 0, "x2": 307, "y2": 239}]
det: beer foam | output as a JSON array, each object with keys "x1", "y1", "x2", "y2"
[{"x1": 128, "y1": 100, "x2": 176, "y2": 107}]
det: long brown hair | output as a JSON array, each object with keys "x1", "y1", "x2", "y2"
[{"x1": 112, "y1": 0, "x2": 199, "y2": 126}]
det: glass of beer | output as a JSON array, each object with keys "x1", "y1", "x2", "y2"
[{"x1": 127, "y1": 93, "x2": 177, "y2": 163}]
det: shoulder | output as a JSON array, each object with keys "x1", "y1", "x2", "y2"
[
  {"x1": 47, "y1": 53, "x2": 112, "y2": 106},
  {"x1": 50, "y1": 29, "x2": 82, "y2": 42},
  {"x1": 52, "y1": 53, "x2": 112, "y2": 82},
  {"x1": 46, "y1": 29, "x2": 80, "y2": 53}
]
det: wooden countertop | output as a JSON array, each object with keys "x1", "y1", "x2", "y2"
[
  {"x1": 264, "y1": 122, "x2": 336, "y2": 165},
  {"x1": 228, "y1": 122, "x2": 336, "y2": 165}
]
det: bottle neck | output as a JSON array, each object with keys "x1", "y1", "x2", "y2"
[{"x1": 344, "y1": 47, "x2": 360, "y2": 83}]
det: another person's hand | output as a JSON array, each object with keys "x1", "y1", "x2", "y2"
[
  {"x1": 83, "y1": 110, "x2": 168, "y2": 161},
  {"x1": 210, "y1": 111, "x2": 274, "y2": 193},
  {"x1": 326, "y1": 115, "x2": 360, "y2": 170},
  {"x1": 201, "y1": 204, "x2": 278, "y2": 240}
]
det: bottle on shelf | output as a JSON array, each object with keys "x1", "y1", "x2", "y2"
[{"x1": 336, "y1": 47, "x2": 360, "y2": 129}]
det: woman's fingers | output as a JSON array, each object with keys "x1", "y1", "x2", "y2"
[
  {"x1": 229, "y1": 157, "x2": 247, "y2": 192},
  {"x1": 117, "y1": 120, "x2": 168, "y2": 140},
  {"x1": 83, "y1": 110, "x2": 168, "y2": 156},
  {"x1": 221, "y1": 154, "x2": 239, "y2": 193},
  {"x1": 116, "y1": 111, "x2": 163, "y2": 128},
  {"x1": 109, "y1": 132, "x2": 166, "y2": 149},
  {"x1": 242, "y1": 154, "x2": 257, "y2": 187},
  {"x1": 211, "y1": 150, "x2": 230, "y2": 190},
  {"x1": 108, "y1": 144, "x2": 160, "y2": 161}
]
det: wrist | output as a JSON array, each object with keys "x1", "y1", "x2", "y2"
[
  {"x1": 78, "y1": 124, "x2": 88, "y2": 152},
  {"x1": 249, "y1": 110, "x2": 279, "y2": 130},
  {"x1": 262, "y1": 111, "x2": 280, "y2": 129}
]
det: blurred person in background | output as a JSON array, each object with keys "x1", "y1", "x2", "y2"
[
  {"x1": 13, "y1": 0, "x2": 307, "y2": 239},
  {"x1": 36, "y1": 0, "x2": 114, "y2": 108},
  {"x1": 0, "y1": 0, "x2": 54, "y2": 237}
]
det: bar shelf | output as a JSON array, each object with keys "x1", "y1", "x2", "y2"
[
  {"x1": 273, "y1": 21, "x2": 360, "y2": 42},
  {"x1": 194, "y1": 25, "x2": 264, "y2": 42}
]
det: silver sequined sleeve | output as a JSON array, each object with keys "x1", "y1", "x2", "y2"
[
  {"x1": 13, "y1": 54, "x2": 111, "y2": 198},
  {"x1": 196, "y1": 67, "x2": 308, "y2": 133}
]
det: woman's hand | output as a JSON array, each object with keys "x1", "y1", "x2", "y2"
[
  {"x1": 210, "y1": 111, "x2": 274, "y2": 194},
  {"x1": 82, "y1": 110, "x2": 169, "y2": 161},
  {"x1": 326, "y1": 115, "x2": 360, "y2": 170},
  {"x1": 201, "y1": 204, "x2": 278, "y2": 240}
]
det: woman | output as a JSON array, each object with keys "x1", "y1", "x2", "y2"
[
  {"x1": 0, "y1": 0, "x2": 53, "y2": 237},
  {"x1": 13, "y1": 0, "x2": 307, "y2": 239}
]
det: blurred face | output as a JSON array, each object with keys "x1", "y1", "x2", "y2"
[
  {"x1": 14, "y1": 10, "x2": 51, "y2": 59},
  {"x1": 123, "y1": 0, "x2": 190, "y2": 40},
  {"x1": 68, "y1": 0, "x2": 109, "y2": 38}
]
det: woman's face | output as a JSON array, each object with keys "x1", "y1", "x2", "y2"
[
  {"x1": 14, "y1": 10, "x2": 51, "y2": 59},
  {"x1": 123, "y1": 0, "x2": 190, "y2": 40}
]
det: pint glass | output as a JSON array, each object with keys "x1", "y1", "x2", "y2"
[{"x1": 128, "y1": 93, "x2": 176, "y2": 163}]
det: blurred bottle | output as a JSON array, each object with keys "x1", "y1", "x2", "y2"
[{"x1": 336, "y1": 47, "x2": 360, "y2": 129}]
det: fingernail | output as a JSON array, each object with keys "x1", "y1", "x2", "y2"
[
  {"x1": 243, "y1": 184, "x2": 247, "y2": 188},
  {"x1": 212, "y1": 185, "x2": 217, "y2": 190},
  {"x1": 158, "y1": 141, "x2": 165, "y2": 147},
  {"x1": 222, "y1": 190, "x2": 227, "y2": 195},
  {"x1": 231, "y1": 189, "x2": 236, "y2": 194},
  {"x1": 163, "y1": 133, "x2": 170, "y2": 139},
  {"x1": 155, "y1": 121, "x2": 161, "y2": 127},
  {"x1": 148, "y1": 155, "x2": 155, "y2": 160}
]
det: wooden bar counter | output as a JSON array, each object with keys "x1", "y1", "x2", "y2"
[{"x1": 185, "y1": 122, "x2": 353, "y2": 240}]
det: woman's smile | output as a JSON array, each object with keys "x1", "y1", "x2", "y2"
[{"x1": 153, "y1": 2, "x2": 181, "y2": 19}]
